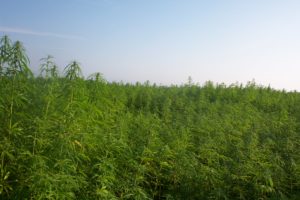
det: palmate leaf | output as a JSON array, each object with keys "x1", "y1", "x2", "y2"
[
  {"x1": 4, "y1": 40, "x2": 33, "y2": 77},
  {"x1": 64, "y1": 61, "x2": 83, "y2": 80}
]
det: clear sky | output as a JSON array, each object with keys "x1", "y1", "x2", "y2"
[{"x1": 1, "y1": 0, "x2": 300, "y2": 90}]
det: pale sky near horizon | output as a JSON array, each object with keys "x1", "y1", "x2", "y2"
[{"x1": 1, "y1": 0, "x2": 300, "y2": 90}]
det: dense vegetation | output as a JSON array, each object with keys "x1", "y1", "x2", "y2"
[{"x1": 0, "y1": 35, "x2": 299, "y2": 199}]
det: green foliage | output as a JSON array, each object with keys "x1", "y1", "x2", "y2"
[{"x1": 0, "y1": 35, "x2": 300, "y2": 199}]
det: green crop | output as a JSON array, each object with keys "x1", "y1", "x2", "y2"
[{"x1": 0, "y1": 35, "x2": 299, "y2": 199}]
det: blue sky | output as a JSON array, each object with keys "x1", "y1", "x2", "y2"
[{"x1": 1, "y1": 0, "x2": 300, "y2": 90}]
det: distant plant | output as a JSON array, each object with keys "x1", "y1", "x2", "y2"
[
  {"x1": 40, "y1": 55, "x2": 59, "y2": 78},
  {"x1": 64, "y1": 61, "x2": 82, "y2": 80}
]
